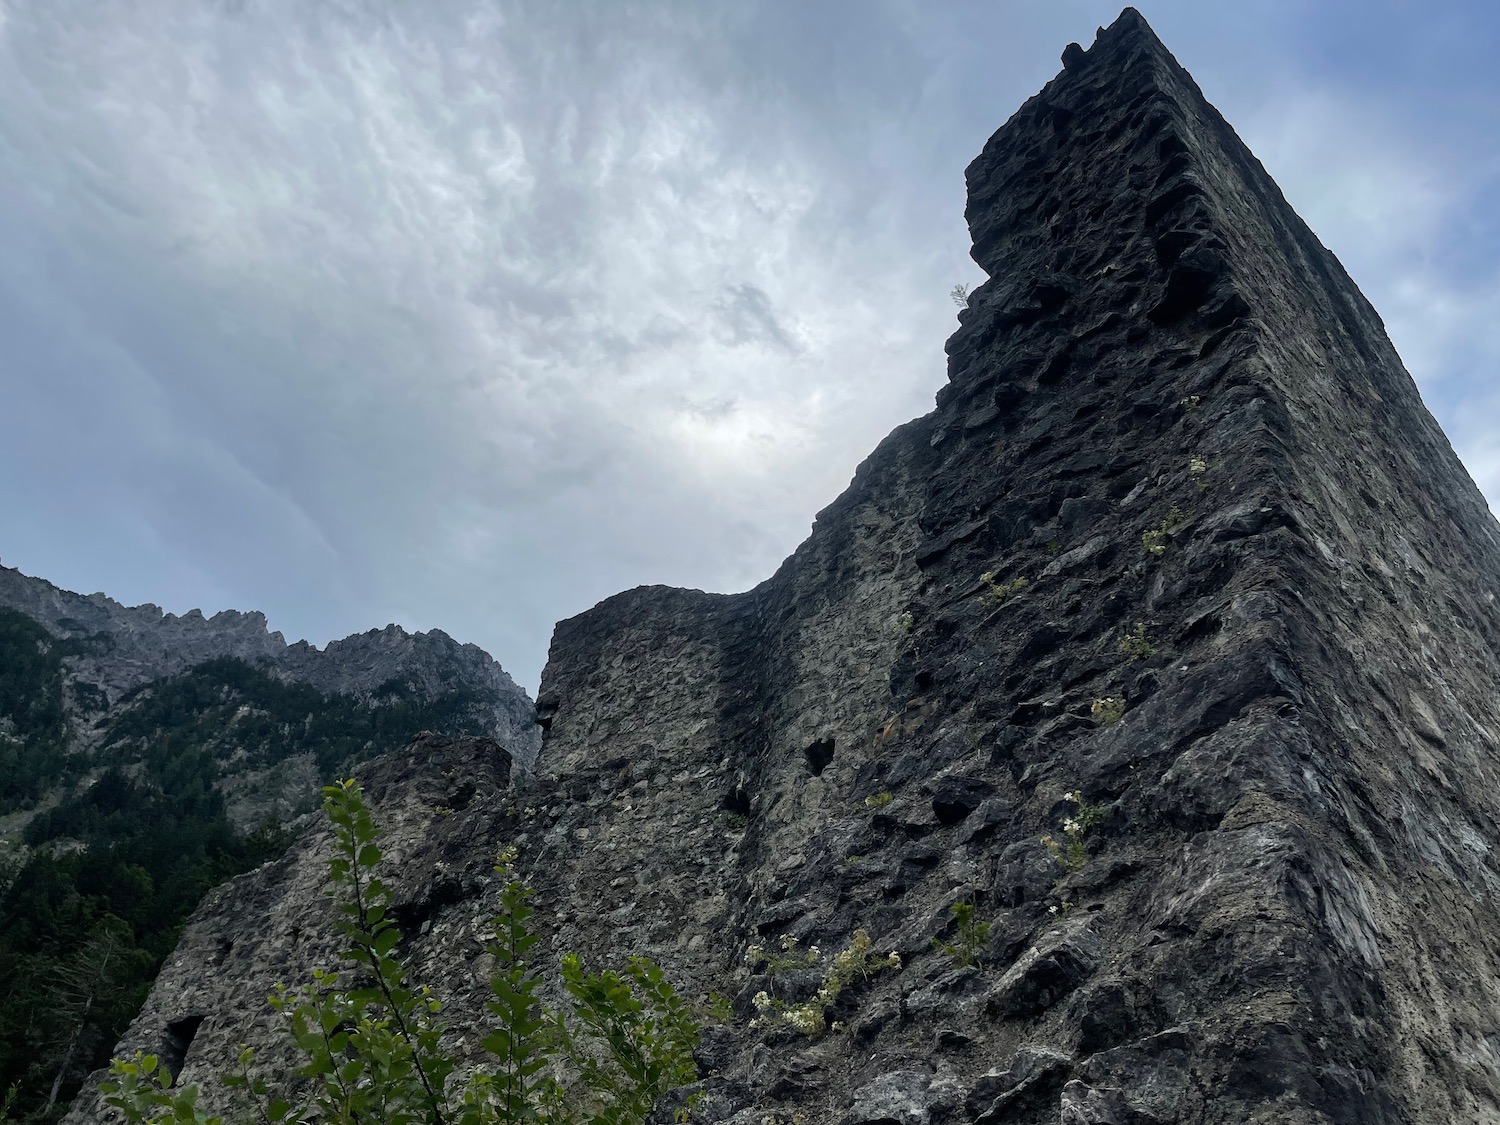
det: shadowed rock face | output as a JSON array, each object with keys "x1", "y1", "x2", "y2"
[{"x1": 71, "y1": 9, "x2": 1500, "y2": 1124}]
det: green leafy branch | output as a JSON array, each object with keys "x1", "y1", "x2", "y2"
[{"x1": 103, "y1": 781, "x2": 701, "y2": 1125}]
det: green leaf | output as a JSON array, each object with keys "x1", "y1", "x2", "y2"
[{"x1": 373, "y1": 927, "x2": 401, "y2": 958}]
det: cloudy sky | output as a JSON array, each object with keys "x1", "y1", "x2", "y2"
[{"x1": 1, "y1": 0, "x2": 1496, "y2": 691}]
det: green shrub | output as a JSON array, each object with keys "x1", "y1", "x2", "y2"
[
  {"x1": 1119, "y1": 623, "x2": 1156, "y2": 659},
  {"x1": 1141, "y1": 507, "x2": 1184, "y2": 557},
  {"x1": 748, "y1": 930, "x2": 899, "y2": 1038},
  {"x1": 745, "y1": 933, "x2": 823, "y2": 978},
  {"x1": 1090, "y1": 696, "x2": 1125, "y2": 725},
  {"x1": 978, "y1": 572, "x2": 1027, "y2": 605},
  {"x1": 102, "y1": 780, "x2": 700, "y2": 1125}
]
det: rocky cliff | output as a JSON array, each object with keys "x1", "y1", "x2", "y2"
[
  {"x1": 0, "y1": 564, "x2": 540, "y2": 771},
  {"x1": 72, "y1": 9, "x2": 1500, "y2": 1124}
]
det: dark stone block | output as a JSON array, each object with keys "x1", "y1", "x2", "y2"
[
  {"x1": 987, "y1": 921, "x2": 1101, "y2": 1018},
  {"x1": 930, "y1": 775, "x2": 996, "y2": 824}
]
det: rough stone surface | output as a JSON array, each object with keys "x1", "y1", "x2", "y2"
[
  {"x1": 985, "y1": 918, "x2": 1100, "y2": 1019},
  {"x1": 64, "y1": 734, "x2": 517, "y2": 1123},
  {"x1": 70, "y1": 8, "x2": 1500, "y2": 1124},
  {"x1": 846, "y1": 1069, "x2": 963, "y2": 1125}
]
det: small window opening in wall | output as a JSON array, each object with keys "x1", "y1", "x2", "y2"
[
  {"x1": 160, "y1": 1014, "x2": 206, "y2": 1083},
  {"x1": 804, "y1": 738, "x2": 835, "y2": 777},
  {"x1": 721, "y1": 785, "x2": 751, "y2": 816}
]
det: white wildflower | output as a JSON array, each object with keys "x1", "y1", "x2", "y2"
[{"x1": 786, "y1": 1005, "x2": 824, "y2": 1035}]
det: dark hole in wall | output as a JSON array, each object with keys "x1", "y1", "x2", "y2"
[
  {"x1": 721, "y1": 786, "x2": 751, "y2": 816},
  {"x1": 803, "y1": 738, "x2": 836, "y2": 777},
  {"x1": 160, "y1": 1014, "x2": 206, "y2": 1084},
  {"x1": 394, "y1": 874, "x2": 467, "y2": 935}
]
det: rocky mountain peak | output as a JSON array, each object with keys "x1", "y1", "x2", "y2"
[
  {"x1": 0, "y1": 563, "x2": 539, "y2": 766},
  {"x1": 70, "y1": 9, "x2": 1500, "y2": 1123}
]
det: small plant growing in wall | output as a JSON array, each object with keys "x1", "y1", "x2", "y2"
[
  {"x1": 1141, "y1": 507, "x2": 1185, "y2": 557},
  {"x1": 746, "y1": 932, "x2": 824, "y2": 978},
  {"x1": 749, "y1": 930, "x2": 900, "y2": 1038},
  {"x1": 1041, "y1": 789, "x2": 1106, "y2": 876},
  {"x1": 698, "y1": 992, "x2": 735, "y2": 1026},
  {"x1": 1188, "y1": 455, "x2": 1210, "y2": 491},
  {"x1": 1119, "y1": 622, "x2": 1156, "y2": 659},
  {"x1": 894, "y1": 610, "x2": 921, "y2": 658},
  {"x1": 864, "y1": 790, "x2": 894, "y2": 809},
  {"x1": 1090, "y1": 696, "x2": 1126, "y2": 724},
  {"x1": 951, "y1": 283, "x2": 971, "y2": 308},
  {"x1": 934, "y1": 900, "x2": 992, "y2": 969},
  {"x1": 979, "y1": 572, "x2": 1028, "y2": 605}
]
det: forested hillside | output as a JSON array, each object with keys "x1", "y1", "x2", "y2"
[{"x1": 0, "y1": 609, "x2": 99, "y2": 811}]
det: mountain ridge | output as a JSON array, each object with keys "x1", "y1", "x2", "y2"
[{"x1": 0, "y1": 564, "x2": 538, "y2": 753}]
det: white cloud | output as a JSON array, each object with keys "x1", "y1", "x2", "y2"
[{"x1": 0, "y1": 0, "x2": 957, "y2": 685}]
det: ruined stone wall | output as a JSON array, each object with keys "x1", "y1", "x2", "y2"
[
  {"x1": 62, "y1": 735, "x2": 517, "y2": 1124},
  {"x1": 526, "y1": 418, "x2": 934, "y2": 998}
]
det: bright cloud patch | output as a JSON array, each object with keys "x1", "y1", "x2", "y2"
[{"x1": 0, "y1": 0, "x2": 955, "y2": 684}]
